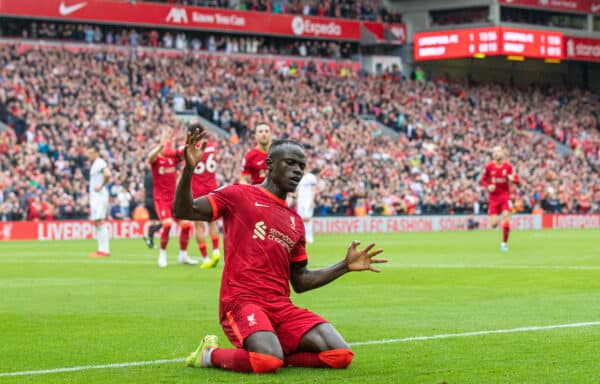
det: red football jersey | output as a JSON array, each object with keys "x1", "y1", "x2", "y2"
[
  {"x1": 151, "y1": 151, "x2": 182, "y2": 203},
  {"x1": 481, "y1": 161, "x2": 518, "y2": 198},
  {"x1": 241, "y1": 147, "x2": 267, "y2": 184},
  {"x1": 192, "y1": 141, "x2": 218, "y2": 198},
  {"x1": 207, "y1": 184, "x2": 307, "y2": 318}
]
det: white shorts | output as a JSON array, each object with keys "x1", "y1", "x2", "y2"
[
  {"x1": 297, "y1": 203, "x2": 314, "y2": 220},
  {"x1": 90, "y1": 199, "x2": 109, "y2": 221}
]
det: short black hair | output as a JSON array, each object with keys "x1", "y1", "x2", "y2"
[
  {"x1": 88, "y1": 141, "x2": 102, "y2": 153},
  {"x1": 268, "y1": 139, "x2": 303, "y2": 156}
]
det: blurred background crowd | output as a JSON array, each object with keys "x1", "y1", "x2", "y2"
[{"x1": 1, "y1": 43, "x2": 598, "y2": 222}]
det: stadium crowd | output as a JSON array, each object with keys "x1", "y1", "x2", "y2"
[
  {"x1": 0, "y1": 19, "x2": 356, "y2": 59},
  {"x1": 0, "y1": 44, "x2": 599, "y2": 222}
]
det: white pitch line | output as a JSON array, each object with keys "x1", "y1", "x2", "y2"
[
  {"x1": 399, "y1": 264, "x2": 600, "y2": 271},
  {"x1": 0, "y1": 358, "x2": 183, "y2": 378},
  {"x1": 1, "y1": 321, "x2": 599, "y2": 378},
  {"x1": 349, "y1": 321, "x2": 600, "y2": 346}
]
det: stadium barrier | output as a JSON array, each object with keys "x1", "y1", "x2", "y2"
[{"x1": 0, "y1": 214, "x2": 598, "y2": 241}]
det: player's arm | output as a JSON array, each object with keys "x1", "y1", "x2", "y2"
[
  {"x1": 148, "y1": 128, "x2": 171, "y2": 164},
  {"x1": 480, "y1": 166, "x2": 489, "y2": 187},
  {"x1": 509, "y1": 165, "x2": 520, "y2": 184},
  {"x1": 95, "y1": 166, "x2": 111, "y2": 192},
  {"x1": 311, "y1": 183, "x2": 318, "y2": 207},
  {"x1": 480, "y1": 166, "x2": 495, "y2": 193},
  {"x1": 174, "y1": 128, "x2": 214, "y2": 221},
  {"x1": 148, "y1": 142, "x2": 164, "y2": 164},
  {"x1": 240, "y1": 154, "x2": 251, "y2": 184},
  {"x1": 290, "y1": 241, "x2": 386, "y2": 293}
]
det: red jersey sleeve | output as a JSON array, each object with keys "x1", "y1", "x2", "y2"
[
  {"x1": 241, "y1": 152, "x2": 252, "y2": 176},
  {"x1": 480, "y1": 164, "x2": 490, "y2": 187},
  {"x1": 291, "y1": 218, "x2": 307, "y2": 263},
  {"x1": 206, "y1": 185, "x2": 238, "y2": 221},
  {"x1": 508, "y1": 164, "x2": 520, "y2": 184}
]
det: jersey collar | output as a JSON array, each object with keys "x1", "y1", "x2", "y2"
[{"x1": 257, "y1": 186, "x2": 286, "y2": 206}]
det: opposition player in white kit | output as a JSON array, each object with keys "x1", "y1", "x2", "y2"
[
  {"x1": 296, "y1": 170, "x2": 318, "y2": 243},
  {"x1": 87, "y1": 144, "x2": 112, "y2": 258}
]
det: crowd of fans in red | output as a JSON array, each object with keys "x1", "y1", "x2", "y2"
[{"x1": 0, "y1": 44, "x2": 599, "y2": 221}]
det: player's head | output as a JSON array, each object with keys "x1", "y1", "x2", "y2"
[
  {"x1": 254, "y1": 121, "x2": 271, "y2": 148},
  {"x1": 86, "y1": 142, "x2": 101, "y2": 161},
  {"x1": 492, "y1": 145, "x2": 504, "y2": 162},
  {"x1": 266, "y1": 140, "x2": 305, "y2": 193}
]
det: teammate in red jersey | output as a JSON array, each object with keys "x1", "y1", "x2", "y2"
[
  {"x1": 188, "y1": 124, "x2": 221, "y2": 269},
  {"x1": 480, "y1": 146, "x2": 520, "y2": 252},
  {"x1": 174, "y1": 128, "x2": 387, "y2": 374},
  {"x1": 148, "y1": 128, "x2": 198, "y2": 268},
  {"x1": 240, "y1": 122, "x2": 271, "y2": 184}
]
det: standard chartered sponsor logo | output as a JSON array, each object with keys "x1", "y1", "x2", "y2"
[
  {"x1": 251, "y1": 221, "x2": 294, "y2": 252},
  {"x1": 268, "y1": 228, "x2": 294, "y2": 253},
  {"x1": 253, "y1": 221, "x2": 266, "y2": 240}
]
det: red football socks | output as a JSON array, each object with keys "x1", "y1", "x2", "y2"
[
  {"x1": 284, "y1": 352, "x2": 322, "y2": 367},
  {"x1": 159, "y1": 226, "x2": 170, "y2": 250},
  {"x1": 318, "y1": 349, "x2": 354, "y2": 369},
  {"x1": 502, "y1": 222, "x2": 510, "y2": 243},
  {"x1": 284, "y1": 349, "x2": 354, "y2": 369},
  {"x1": 210, "y1": 348, "x2": 352, "y2": 372},
  {"x1": 249, "y1": 352, "x2": 283, "y2": 373},
  {"x1": 211, "y1": 348, "x2": 253, "y2": 372},
  {"x1": 179, "y1": 227, "x2": 190, "y2": 251},
  {"x1": 198, "y1": 242, "x2": 208, "y2": 257},
  {"x1": 211, "y1": 235, "x2": 220, "y2": 251},
  {"x1": 210, "y1": 349, "x2": 283, "y2": 373}
]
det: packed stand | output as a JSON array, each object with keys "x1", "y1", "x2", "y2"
[
  {"x1": 1, "y1": 44, "x2": 599, "y2": 222},
  {"x1": 0, "y1": 19, "x2": 356, "y2": 59}
]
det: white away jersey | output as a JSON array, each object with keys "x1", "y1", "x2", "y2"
[
  {"x1": 297, "y1": 172, "x2": 317, "y2": 205},
  {"x1": 89, "y1": 157, "x2": 109, "y2": 201}
]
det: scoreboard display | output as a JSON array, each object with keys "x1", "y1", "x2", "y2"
[{"x1": 414, "y1": 27, "x2": 564, "y2": 61}]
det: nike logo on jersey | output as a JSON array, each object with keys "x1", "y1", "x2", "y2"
[
  {"x1": 59, "y1": 1, "x2": 87, "y2": 15},
  {"x1": 254, "y1": 202, "x2": 269, "y2": 207},
  {"x1": 256, "y1": 160, "x2": 264, "y2": 165}
]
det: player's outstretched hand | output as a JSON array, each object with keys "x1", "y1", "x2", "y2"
[
  {"x1": 345, "y1": 240, "x2": 387, "y2": 273},
  {"x1": 184, "y1": 127, "x2": 207, "y2": 169}
]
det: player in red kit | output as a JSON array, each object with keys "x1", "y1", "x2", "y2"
[
  {"x1": 188, "y1": 124, "x2": 221, "y2": 269},
  {"x1": 240, "y1": 122, "x2": 271, "y2": 184},
  {"x1": 175, "y1": 128, "x2": 387, "y2": 375},
  {"x1": 148, "y1": 128, "x2": 198, "y2": 268},
  {"x1": 480, "y1": 146, "x2": 520, "y2": 252}
]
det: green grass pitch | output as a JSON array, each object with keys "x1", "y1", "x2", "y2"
[{"x1": 1, "y1": 229, "x2": 600, "y2": 383}]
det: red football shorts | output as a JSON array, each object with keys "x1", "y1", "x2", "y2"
[
  {"x1": 488, "y1": 197, "x2": 511, "y2": 215},
  {"x1": 154, "y1": 199, "x2": 174, "y2": 221},
  {"x1": 221, "y1": 301, "x2": 327, "y2": 355}
]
